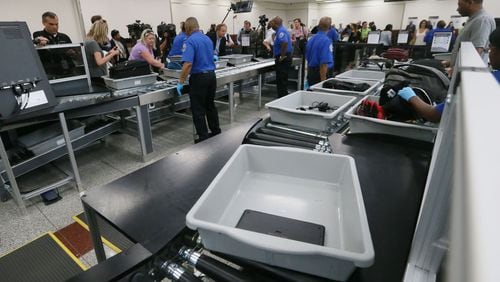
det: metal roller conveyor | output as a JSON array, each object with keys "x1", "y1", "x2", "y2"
[
  {"x1": 160, "y1": 59, "x2": 275, "y2": 122},
  {"x1": 249, "y1": 132, "x2": 318, "y2": 149},
  {"x1": 257, "y1": 127, "x2": 324, "y2": 144},
  {"x1": 179, "y1": 247, "x2": 252, "y2": 282},
  {"x1": 159, "y1": 261, "x2": 202, "y2": 282}
]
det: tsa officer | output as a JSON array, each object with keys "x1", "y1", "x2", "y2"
[
  {"x1": 270, "y1": 16, "x2": 292, "y2": 98},
  {"x1": 167, "y1": 22, "x2": 188, "y2": 69},
  {"x1": 178, "y1": 17, "x2": 221, "y2": 143},
  {"x1": 305, "y1": 17, "x2": 334, "y2": 87}
]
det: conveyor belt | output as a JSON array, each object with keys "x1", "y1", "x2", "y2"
[
  {"x1": 74, "y1": 212, "x2": 135, "y2": 253},
  {"x1": 0, "y1": 233, "x2": 86, "y2": 282}
]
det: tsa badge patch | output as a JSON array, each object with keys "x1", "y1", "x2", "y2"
[
  {"x1": 329, "y1": 44, "x2": 333, "y2": 52},
  {"x1": 182, "y1": 43, "x2": 186, "y2": 52},
  {"x1": 279, "y1": 32, "x2": 284, "y2": 39}
]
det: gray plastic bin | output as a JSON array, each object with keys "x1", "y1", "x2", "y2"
[
  {"x1": 310, "y1": 78, "x2": 381, "y2": 96},
  {"x1": 17, "y1": 121, "x2": 85, "y2": 155},
  {"x1": 186, "y1": 145, "x2": 374, "y2": 281},
  {"x1": 335, "y1": 70, "x2": 385, "y2": 82},
  {"x1": 220, "y1": 54, "x2": 253, "y2": 65},
  {"x1": 215, "y1": 59, "x2": 229, "y2": 69},
  {"x1": 265, "y1": 91, "x2": 356, "y2": 131},
  {"x1": 102, "y1": 73, "x2": 157, "y2": 89},
  {"x1": 345, "y1": 95, "x2": 438, "y2": 142}
]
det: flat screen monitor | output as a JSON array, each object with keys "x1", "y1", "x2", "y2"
[
  {"x1": 36, "y1": 43, "x2": 90, "y2": 83},
  {"x1": 431, "y1": 32, "x2": 453, "y2": 53},
  {"x1": 0, "y1": 21, "x2": 56, "y2": 120},
  {"x1": 367, "y1": 31, "x2": 381, "y2": 44},
  {"x1": 233, "y1": 1, "x2": 253, "y2": 13},
  {"x1": 36, "y1": 43, "x2": 96, "y2": 97},
  {"x1": 397, "y1": 31, "x2": 409, "y2": 44}
]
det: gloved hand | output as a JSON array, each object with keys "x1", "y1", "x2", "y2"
[
  {"x1": 176, "y1": 83, "x2": 184, "y2": 96},
  {"x1": 213, "y1": 55, "x2": 219, "y2": 62},
  {"x1": 304, "y1": 80, "x2": 309, "y2": 90},
  {"x1": 398, "y1": 87, "x2": 416, "y2": 102}
]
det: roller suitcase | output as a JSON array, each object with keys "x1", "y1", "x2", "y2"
[{"x1": 109, "y1": 60, "x2": 151, "y2": 79}]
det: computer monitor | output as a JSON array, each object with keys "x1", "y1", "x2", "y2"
[
  {"x1": 233, "y1": 1, "x2": 253, "y2": 13},
  {"x1": 431, "y1": 32, "x2": 453, "y2": 53},
  {"x1": 397, "y1": 31, "x2": 409, "y2": 44},
  {"x1": 0, "y1": 21, "x2": 56, "y2": 120},
  {"x1": 36, "y1": 43, "x2": 94, "y2": 97}
]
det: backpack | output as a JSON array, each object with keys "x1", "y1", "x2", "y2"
[
  {"x1": 379, "y1": 63, "x2": 449, "y2": 121},
  {"x1": 109, "y1": 60, "x2": 152, "y2": 79},
  {"x1": 384, "y1": 63, "x2": 449, "y2": 104}
]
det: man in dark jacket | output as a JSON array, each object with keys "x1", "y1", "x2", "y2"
[
  {"x1": 110, "y1": 30, "x2": 129, "y2": 62},
  {"x1": 208, "y1": 23, "x2": 234, "y2": 56}
]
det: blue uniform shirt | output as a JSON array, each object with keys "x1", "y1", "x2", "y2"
[
  {"x1": 273, "y1": 25, "x2": 292, "y2": 57},
  {"x1": 169, "y1": 32, "x2": 187, "y2": 56},
  {"x1": 182, "y1": 31, "x2": 215, "y2": 74},
  {"x1": 306, "y1": 31, "x2": 333, "y2": 69},
  {"x1": 327, "y1": 28, "x2": 339, "y2": 43},
  {"x1": 493, "y1": 70, "x2": 500, "y2": 83}
]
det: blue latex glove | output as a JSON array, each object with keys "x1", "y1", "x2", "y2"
[
  {"x1": 176, "y1": 83, "x2": 184, "y2": 96},
  {"x1": 304, "y1": 80, "x2": 309, "y2": 90},
  {"x1": 398, "y1": 87, "x2": 416, "y2": 102},
  {"x1": 213, "y1": 55, "x2": 219, "y2": 62}
]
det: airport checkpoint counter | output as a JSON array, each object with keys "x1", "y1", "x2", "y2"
[{"x1": 71, "y1": 118, "x2": 433, "y2": 282}]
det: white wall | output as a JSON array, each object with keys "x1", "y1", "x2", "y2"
[
  {"x1": 317, "y1": 0, "x2": 406, "y2": 30},
  {"x1": 3, "y1": 0, "x2": 498, "y2": 43},
  {"x1": 0, "y1": 0, "x2": 83, "y2": 41},
  {"x1": 171, "y1": 0, "x2": 287, "y2": 35},
  {"x1": 403, "y1": 0, "x2": 499, "y2": 28},
  {"x1": 286, "y1": 3, "x2": 310, "y2": 29},
  {"x1": 78, "y1": 0, "x2": 172, "y2": 40}
]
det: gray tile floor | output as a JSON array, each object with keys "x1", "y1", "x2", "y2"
[{"x1": 0, "y1": 85, "x2": 278, "y2": 266}]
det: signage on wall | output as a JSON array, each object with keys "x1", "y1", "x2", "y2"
[
  {"x1": 407, "y1": 16, "x2": 418, "y2": 27},
  {"x1": 450, "y1": 15, "x2": 463, "y2": 29},
  {"x1": 428, "y1": 16, "x2": 439, "y2": 29}
]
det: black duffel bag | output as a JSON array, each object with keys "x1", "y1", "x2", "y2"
[{"x1": 109, "y1": 60, "x2": 151, "y2": 79}]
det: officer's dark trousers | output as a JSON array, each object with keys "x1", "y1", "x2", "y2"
[
  {"x1": 307, "y1": 67, "x2": 333, "y2": 87},
  {"x1": 275, "y1": 55, "x2": 292, "y2": 98},
  {"x1": 189, "y1": 71, "x2": 220, "y2": 141}
]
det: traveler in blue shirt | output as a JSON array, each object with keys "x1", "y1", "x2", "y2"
[
  {"x1": 306, "y1": 17, "x2": 334, "y2": 87},
  {"x1": 424, "y1": 20, "x2": 454, "y2": 47},
  {"x1": 178, "y1": 17, "x2": 220, "y2": 143},
  {"x1": 270, "y1": 16, "x2": 292, "y2": 98},
  {"x1": 167, "y1": 22, "x2": 187, "y2": 69},
  {"x1": 397, "y1": 28, "x2": 500, "y2": 123}
]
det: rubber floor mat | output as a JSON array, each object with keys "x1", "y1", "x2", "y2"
[
  {"x1": 73, "y1": 212, "x2": 134, "y2": 253},
  {"x1": 0, "y1": 233, "x2": 85, "y2": 282}
]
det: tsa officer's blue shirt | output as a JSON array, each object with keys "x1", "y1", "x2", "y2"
[
  {"x1": 168, "y1": 32, "x2": 187, "y2": 56},
  {"x1": 182, "y1": 31, "x2": 215, "y2": 74},
  {"x1": 327, "y1": 28, "x2": 339, "y2": 43},
  {"x1": 306, "y1": 31, "x2": 333, "y2": 69},
  {"x1": 273, "y1": 25, "x2": 292, "y2": 56}
]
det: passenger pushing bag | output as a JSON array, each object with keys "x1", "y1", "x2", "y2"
[
  {"x1": 109, "y1": 60, "x2": 152, "y2": 79},
  {"x1": 384, "y1": 64, "x2": 449, "y2": 104},
  {"x1": 378, "y1": 63, "x2": 450, "y2": 121}
]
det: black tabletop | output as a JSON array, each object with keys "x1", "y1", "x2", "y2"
[
  {"x1": 81, "y1": 122, "x2": 433, "y2": 282},
  {"x1": 82, "y1": 119, "x2": 260, "y2": 253}
]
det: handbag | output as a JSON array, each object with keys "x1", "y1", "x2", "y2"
[{"x1": 109, "y1": 60, "x2": 152, "y2": 79}]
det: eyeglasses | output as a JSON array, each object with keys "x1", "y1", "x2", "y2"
[{"x1": 145, "y1": 30, "x2": 154, "y2": 35}]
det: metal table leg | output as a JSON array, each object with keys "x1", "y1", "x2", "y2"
[
  {"x1": 58, "y1": 112, "x2": 82, "y2": 191},
  {"x1": 229, "y1": 82, "x2": 234, "y2": 123},
  {"x1": 297, "y1": 63, "x2": 303, "y2": 91},
  {"x1": 258, "y1": 74, "x2": 262, "y2": 110},
  {"x1": 0, "y1": 137, "x2": 26, "y2": 215},
  {"x1": 135, "y1": 105, "x2": 153, "y2": 162},
  {"x1": 82, "y1": 200, "x2": 107, "y2": 263}
]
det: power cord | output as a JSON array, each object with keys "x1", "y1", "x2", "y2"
[{"x1": 296, "y1": 101, "x2": 339, "y2": 112}]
